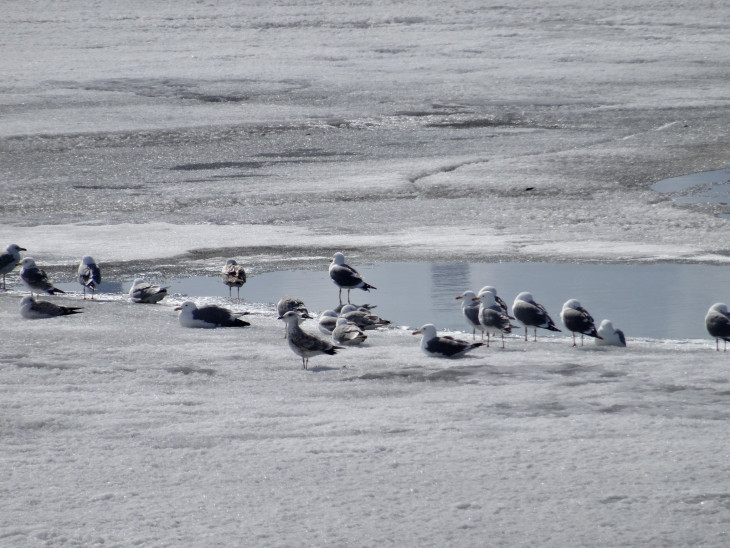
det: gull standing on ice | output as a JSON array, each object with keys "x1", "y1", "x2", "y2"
[
  {"x1": 20, "y1": 295, "x2": 83, "y2": 319},
  {"x1": 474, "y1": 292, "x2": 518, "y2": 348},
  {"x1": 478, "y1": 286, "x2": 512, "y2": 317},
  {"x1": 318, "y1": 309, "x2": 339, "y2": 335},
  {"x1": 595, "y1": 319, "x2": 627, "y2": 347},
  {"x1": 77, "y1": 256, "x2": 101, "y2": 300},
  {"x1": 705, "y1": 303, "x2": 730, "y2": 352},
  {"x1": 129, "y1": 278, "x2": 168, "y2": 303},
  {"x1": 560, "y1": 299, "x2": 602, "y2": 346},
  {"x1": 18, "y1": 257, "x2": 65, "y2": 296},
  {"x1": 0, "y1": 244, "x2": 26, "y2": 290},
  {"x1": 412, "y1": 324, "x2": 483, "y2": 358},
  {"x1": 175, "y1": 301, "x2": 250, "y2": 328},
  {"x1": 455, "y1": 290, "x2": 483, "y2": 340},
  {"x1": 512, "y1": 291, "x2": 561, "y2": 342},
  {"x1": 221, "y1": 259, "x2": 246, "y2": 299},
  {"x1": 332, "y1": 317, "x2": 368, "y2": 346},
  {"x1": 279, "y1": 310, "x2": 343, "y2": 369},
  {"x1": 329, "y1": 252, "x2": 376, "y2": 304}
]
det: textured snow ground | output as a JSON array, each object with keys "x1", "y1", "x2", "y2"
[
  {"x1": 2, "y1": 293, "x2": 730, "y2": 547},
  {"x1": 2, "y1": 1, "x2": 730, "y2": 546}
]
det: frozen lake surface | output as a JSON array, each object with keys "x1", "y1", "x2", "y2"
[{"x1": 3, "y1": 1, "x2": 730, "y2": 546}]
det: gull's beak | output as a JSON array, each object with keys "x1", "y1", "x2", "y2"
[
  {"x1": 174, "y1": 307, "x2": 182, "y2": 311},
  {"x1": 472, "y1": 297, "x2": 480, "y2": 302},
  {"x1": 329, "y1": 258, "x2": 334, "y2": 263},
  {"x1": 455, "y1": 296, "x2": 463, "y2": 300},
  {"x1": 19, "y1": 247, "x2": 26, "y2": 251},
  {"x1": 277, "y1": 315, "x2": 284, "y2": 320},
  {"x1": 412, "y1": 330, "x2": 421, "y2": 335},
  {"x1": 16, "y1": 262, "x2": 22, "y2": 266}
]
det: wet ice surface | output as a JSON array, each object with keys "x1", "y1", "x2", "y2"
[
  {"x1": 3, "y1": 1, "x2": 730, "y2": 546},
  {"x1": 47, "y1": 261, "x2": 730, "y2": 340},
  {"x1": 653, "y1": 169, "x2": 730, "y2": 216}
]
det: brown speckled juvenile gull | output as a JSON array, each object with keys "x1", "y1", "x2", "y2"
[
  {"x1": 221, "y1": 259, "x2": 246, "y2": 299},
  {"x1": 280, "y1": 310, "x2": 343, "y2": 369}
]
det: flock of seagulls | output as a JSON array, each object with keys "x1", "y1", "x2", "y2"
[
  {"x1": 420, "y1": 287, "x2": 616, "y2": 359},
  {"x1": 3, "y1": 243, "x2": 730, "y2": 368}
]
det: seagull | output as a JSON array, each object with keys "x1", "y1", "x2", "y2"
[
  {"x1": 20, "y1": 295, "x2": 83, "y2": 319},
  {"x1": 332, "y1": 317, "x2": 368, "y2": 346},
  {"x1": 455, "y1": 290, "x2": 483, "y2": 340},
  {"x1": 129, "y1": 278, "x2": 168, "y2": 303},
  {"x1": 77, "y1": 256, "x2": 101, "y2": 300},
  {"x1": 174, "y1": 301, "x2": 250, "y2": 328},
  {"x1": 318, "y1": 310, "x2": 339, "y2": 335},
  {"x1": 705, "y1": 303, "x2": 730, "y2": 352},
  {"x1": 329, "y1": 252, "x2": 376, "y2": 304},
  {"x1": 17, "y1": 257, "x2": 65, "y2": 297},
  {"x1": 560, "y1": 299, "x2": 602, "y2": 346},
  {"x1": 595, "y1": 319, "x2": 627, "y2": 347},
  {"x1": 478, "y1": 286, "x2": 513, "y2": 318},
  {"x1": 339, "y1": 304, "x2": 390, "y2": 330},
  {"x1": 276, "y1": 296, "x2": 312, "y2": 338},
  {"x1": 0, "y1": 244, "x2": 26, "y2": 290},
  {"x1": 412, "y1": 324, "x2": 484, "y2": 358},
  {"x1": 334, "y1": 302, "x2": 376, "y2": 314},
  {"x1": 276, "y1": 296, "x2": 312, "y2": 319},
  {"x1": 512, "y1": 291, "x2": 561, "y2": 342},
  {"x1": 473, "y1": 292, "x2": 518, "y2": 348},
  {"x1": 221, "y1": 259, "x2": 246, "y2": 299},
  {"x1": 279, "y1": 310, "x2": 343, "y2": 369}
]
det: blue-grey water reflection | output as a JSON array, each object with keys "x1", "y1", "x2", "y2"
[
  {"x1": 652, "y1": 168, "x2": 730, "y2": 209},
  {"x1": 156, "y1": 262, "x2": 728, "y2": 341}
]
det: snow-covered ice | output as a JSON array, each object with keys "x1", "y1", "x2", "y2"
[{"x1": 2, "y1": 1, "x2": 730, "y2": 546}]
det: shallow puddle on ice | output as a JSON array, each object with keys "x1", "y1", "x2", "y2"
[
  {"x1": 652, "y1": 168, "x2": 730, "y2": 214},
  {"x1": 149, "y1": 262, "x2": 729, "y2": 341}
]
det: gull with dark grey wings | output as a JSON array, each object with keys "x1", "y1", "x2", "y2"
[
  {"x1": 175, "y1": 301, "x2": 250, "y2": 328},
  {"x1": 512, "y1": 291, "x2": 561, "y2": 342},
  {"x1": 329, "y1": 252, "x2": 376, "y2": 304},
  {"x1": 18, "y1": 257, "x2": 65, "y2": 297},
  {"x1": 413, "y1": 324, "x2": 483, "y2": 358}
]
